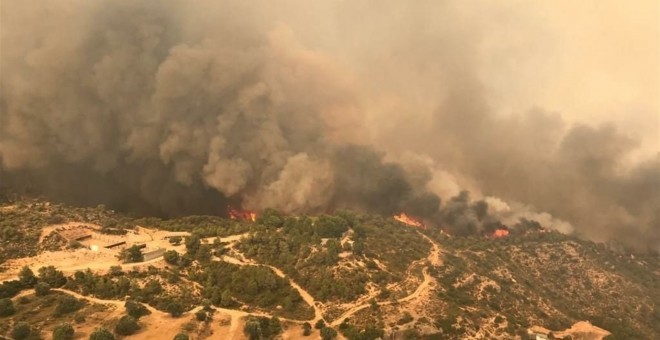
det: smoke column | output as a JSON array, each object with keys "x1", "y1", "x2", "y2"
[{"x1": 1, "y1": 1, "x2": 658, "y2": 252}]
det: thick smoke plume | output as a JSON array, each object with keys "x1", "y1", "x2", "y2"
[{"x1": 1, "y1": 1, "x2": 658, "y2": 252}]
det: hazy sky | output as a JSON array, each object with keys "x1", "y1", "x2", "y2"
[{"x1": 1, "y1": 0, "x2": 658, "y2": 250}]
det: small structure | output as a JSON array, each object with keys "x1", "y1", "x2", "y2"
[
  {"x1": 58, "y1": 227, "x2": 92, "y2": 242},
  {"x1": 142, "y1": 248, "x2": 166, "y2": 261}
]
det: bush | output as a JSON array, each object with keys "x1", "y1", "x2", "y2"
[
  {"x1": 195, "y1": 310, "x2": 207, "y2": 322},
  {"x1": 74, "y1": 313, "x2": 86, "y2": 323},
  {"x1": 38, "y1": 265, "x2": 67, "y2": 287},
  {"x1": 54, "y1": 295, "x2": 82, "y2": 316},
  {"x1": 321, "y1": 327, "x2": 338, "y2": 340},
  {"x1": 53, "y1": 323, "x2": 75, "y2": 340},
  {"x1": 89, "y1": 327, "x2": 115, "y2": 340},
  {"x1": 35, "y1": 282, "x2": 51, "y2": 296},
  {"x1": 0, "y1": 297, "x2": 16, "y2": 316},
  {"x1": 115, "y1": 315, "x2": 140, "y2": 335},
  {"x1": 303, "y1": 322, "x2": 312, "y2": 336},
  {"x1": 125, "y1": 300, "x2": 151, "y2": 319},
  {"x1": 117, "y1": 245, "x2": 144, "y2": 263},
  {"x1": 164, "y1": 250, "x2": 180, "y2": 265},
  {"x1": 315, "y1": 319, "x2": 326, "y2": 329},
  {"x1": 169, "y1": 236, "x2": 183, "y2": 246},
  {"x1": 173, "y1": 333, "x2": 189, "y2": 340},
  {"x1": 18, "y1": 266, "x2": 37, "y2": 288},
  {"x1": 11, "y1": 322, "x2": 33, "y2": 340},
  {"x1": 166, "y1": 301, "x2": 184, "y2": 317}
]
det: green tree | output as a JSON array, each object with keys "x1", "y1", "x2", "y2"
[
  {"x1": 169, "y1": 236, "x2": 183, "y2": 246},
  {"x1": 163, "y1": 250, "x2": 180, "y2": 265},
  {"x1": 11, "y1": 322, "x2": 33, "y2": 340},
  {"x1": 173, "y1": 334, "x2": 189, "y2": 340},
  {"x1": 38, "y1": 265, "x2": 67, "y2": 287},
  {"x1": 320, "y1": 327, "x2": 338, "y2": 340},
  {"x1": 115, "y1": 315, "x2": 140, "y2": 335},
  {"x1": 243, "y1": 318, "x2": 262, "y2": 340},
  {"x1": 53, "y1": 323, "x2": 75, "y2": 340},
  {"x1": 18, "y1": 266, "x2": 37, "y2": 287},
  {"x1": 54, "y1": 295, "x2": 82, "y2": 316},
  {"x1": 220, "y1": 289, "x2": 233, "y2": 307},
  {"x1": 35, "y1": 281, "x2": 51, "y2": 296},
  {"x1": 302, "y1": 322, "x2": 312, "y2": 336},
  {"x1": 0, "y1": 297, "x2": 16, "y2": 316},
  {"x1": 118, "y1": 245, "x2": 144, "y2": 263},
  {"x1": 89, "y1": 327, "x2": 115, "y2": 340},
  {"x1": 125, "y1": 300, "x2": 151, "y2": 319},
  {"x1": 185, "y1": 234, "x2": 201, "y2": 257},
  {"x1": 195, "y1": 310, "x2": 207, "y2": 321},
  {"x1": 196, "y1": 244, "x2": 212, "y2": 263},
  {"x1": 315, "y1": 319, "x2": 326, "y2": 329},
  {"x1": 166, "y1": 300, "x2": 184, "y2": 317},
  {"x1": 268, "y1": 316, "x2": 282, "y2": 336}
]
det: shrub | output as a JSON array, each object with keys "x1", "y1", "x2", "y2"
[
  {"x1": 89, "y1": 327, "x2": 115, "y2": 340},
  {"x1": 115, "y1": 315, "x2": 140, "y2": 335},
  {"x1": 174, "y1": 334, "x2": 189, "y2": 340},
  {"x1": 35, "y1": 282, "x2": 51, "y2": 296},
  {"x1": 38, "y1": 265, "x2": 67, "y2": 287},
  {"x1": 18, "y1": 266, "x2": 37, "y2": 288},
  {"x1": 315, "y1": 319, "x2": 326, "y2": 329},
  {"x1": 302, "y1": 322, "x2": 312, "y2": 336},
  {"x1": 54, "y1": 295, "x2": 82, "y2": 316},
  {"x1": 74, "y1": 313, "x2": 86, "y2": 323},
  {"x1": 164, "y1": 250, "x2": 180, "y2": 265},
  {"x1": 53, "y1": 323, "x2": 75, "y2": 340},
  {"x1": 11, "y1": 322, "x2": 33, "y2": 340},
  {"x1": 195, "y1": 310, "x2": 207, "y2": 322},
  {"x1": 0, "y1": 297, "x2": 16, "y2": 316},
  {"x1": 321, "y1": 327, "x2": 338, "y2": 340},
  {"x1": 166, "y1": 301, "x2": 184, "y2": 317},
  {"x1": 125, "y1": 300, "x2": 151, "y2": 319}
]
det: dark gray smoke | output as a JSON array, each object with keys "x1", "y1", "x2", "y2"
[{"x1": 1, "y1": 1, "x2": 658, "y2": 252}]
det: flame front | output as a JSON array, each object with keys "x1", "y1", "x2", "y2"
[
  {"x1": 393, "y1": 213, "x2": 424, "y2": 228},
  {"x1": 493, "y1": 229, "x2": 509, "y2": 238},
  {"x1": 228, "y1": 208, "x2": 257, "y2": 222}
]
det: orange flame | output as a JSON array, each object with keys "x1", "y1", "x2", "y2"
[
  {"x1": 228, "y1": 208, "x2": 257, "y2": 222},
  {"x1": 492, "y1": 229, "x2": 509, "y2": 238},
  {"x1": 393, "y1": 213, "x2": 424, "y2": 228}
]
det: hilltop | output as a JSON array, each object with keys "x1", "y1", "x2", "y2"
[{"x1": 0, "y1": 199, "x2": 658, "y2": 339}]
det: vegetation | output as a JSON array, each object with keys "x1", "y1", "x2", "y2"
[
  {"x1": 117, "y1": 245, "x2": 144, "y2": 263},
  {"x1": 243, "y1": 315, "x2": 283, "y2": 340},
  {"x1": 11, "y1": 322, "x2": 35, "y2": 340},
  {"x1": 125, "y1": 299, "x2": 151, "y2": 319},
  {"x1": 115, "y1": 315, "x2": 140, "y2": 335},
  {"x1": 89, "y1": 327, "x2": 115, "y2": 340},
  {"x1": 190, "y1": 261, "x2": 313, "y2": 319},
  {"x1": 0, "y1": 298, "x2": 16, "y2": 317},
  {"x1": 35, "y1": 282, "x2": 51, "y2": 296},
  {"x1": 54, "y1": 295, "x2": 83, "y2": 316},
  {"x1": 52, "y1": 323, "x2": 75, "y2": 340}
]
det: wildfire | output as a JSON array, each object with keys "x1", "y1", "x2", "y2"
[
  {"x1": 228, "y1": 208, "x2": 257, "y2": 222},
  {"x1": 492, "y1": 229, "x2": 510, "y2": 238},
  {"x1": 393, "y1": 213, "x2": 424, "y2": 228}
]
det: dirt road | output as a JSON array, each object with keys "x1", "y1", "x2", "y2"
[{"x1": 330, "y1": 232, "x2": 441, "y2": 326}]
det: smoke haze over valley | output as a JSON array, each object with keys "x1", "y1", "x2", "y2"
[{"x1": 1, "y1": 0, "x2": 658, "y2": 252}]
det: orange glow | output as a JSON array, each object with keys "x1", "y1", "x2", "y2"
[
  {"x1": 228, "y1": 208, "x2": 257, "y2": 222},
  {"x1": 393, "y1": 213, "x2": 424, "y2": 228},
  {"x1": 493, "y1": 229, "x2": 509, "y2": 238}
]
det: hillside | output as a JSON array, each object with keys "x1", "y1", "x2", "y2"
[{"x1": 0, "y1": 199, "x2": 658, "y2": 339}]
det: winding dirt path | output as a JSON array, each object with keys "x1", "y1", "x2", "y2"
[
  {"x1": 219, "y1": 235, "x2": 323, "y2": 322},
  {"x1": 330, "y1": 232, "x2": 442, "y2": 326}
]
